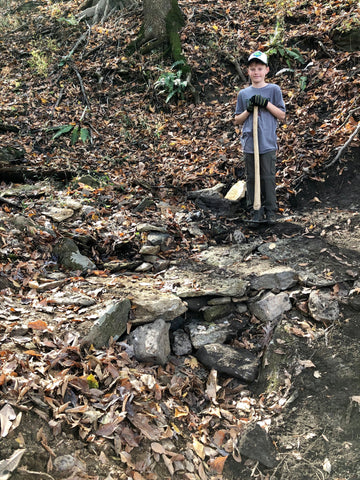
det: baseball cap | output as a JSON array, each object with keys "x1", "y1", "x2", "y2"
[{"x1": 248, "y1": 51, "x2": 268, "y2": 65}]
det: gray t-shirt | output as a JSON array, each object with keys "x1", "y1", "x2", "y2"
[{"x1": 235, "y1": 83, "x2": 285, "y2": 154}]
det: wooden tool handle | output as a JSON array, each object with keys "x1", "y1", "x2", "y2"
[{"x1": 253, "y1": 106, "x2": 261, "y2": 211}]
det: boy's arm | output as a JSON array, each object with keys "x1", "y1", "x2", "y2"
[
  {"x1": 234, "y1": 110, "x2": 250, "y2": 126},
  {"x1": 266, "y1": 102, "x2": 286, "y2": 121}
]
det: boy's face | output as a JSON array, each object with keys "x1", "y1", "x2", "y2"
[{"x1": 247, "y1": 61, "x2": 269, "y2": 86}]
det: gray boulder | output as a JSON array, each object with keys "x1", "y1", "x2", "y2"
[
  {"x1": 196, "y1": 343, "x2": 259, "y2": 382},
  {"x1": 81, "y1": 300, "x2": 131, "y2": 348},
  {"x1": 129, "y1": 319, "x2": 170, "y2": 366}
]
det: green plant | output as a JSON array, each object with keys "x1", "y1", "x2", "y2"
[
  {"x1": 51, "y1": 107, "x2": 91, "y2": 145},
  {"x1": 51, "y1": 124, "x2": 90, "y2": 145},
  {"x1": 299, "y1": 75, "x2": 307, "y2": 91},
  {"x1": 154, "y1": 61, "x2": 188, "y2": 103},
  {"x1": 266, "y1": 20, "x2": 305, "y2": 67},
  {"x1": 29, "y1": 50, "x2": 49, "y2": 76},
  {"x1": 57, "y1": 15, "x2": 78, "y2": 26}
]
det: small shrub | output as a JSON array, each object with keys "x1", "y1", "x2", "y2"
[
  {"x1": 154, "y1": 61, "x2": 188, "y2": 103},
  {"x1": 29, "y1": 50, "x2": 49, "y2": 77}
]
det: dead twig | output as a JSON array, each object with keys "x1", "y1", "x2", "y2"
[
  {"x1": 17, "y1": 467, "x2": 55, "y2": 480},
  {"x1": 71, "y1": 64, "x2": 91, "y2": 108},
  {"x1": 224, "y1": 52, "x2": 247, "y2": 83},
  {"x1": 326, "y1": 121, "x2": 360, "y2": 168}
]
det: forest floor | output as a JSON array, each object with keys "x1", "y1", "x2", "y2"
[{"x1": 1, "y1": 0, "x2": 360, "y2": 479}]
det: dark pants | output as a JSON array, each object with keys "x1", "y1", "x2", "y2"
[{"x1": 244, "y1": 150, "x2": 277, "y2": 213}]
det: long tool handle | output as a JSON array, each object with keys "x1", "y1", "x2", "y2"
[{"x1": 253, "y1": 106, "x2": 261, "y2": 211}]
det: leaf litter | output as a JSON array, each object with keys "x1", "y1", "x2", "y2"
[{"x1": 0, "y1": 0, "x2": 359, "y2": 478}]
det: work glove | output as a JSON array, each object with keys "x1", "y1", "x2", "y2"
[
  {"x1": 251, "y1": 94, "x2": 269, "y2": 108},
  {"x1": 246, "y1": 97, "x2": 255, "y2": 113}
]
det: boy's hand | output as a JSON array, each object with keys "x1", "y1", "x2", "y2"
[
  {"x1": 246, "y1": 97, "x2": 255, "y2": 113},
  {"x1": 251, "y1": 95, "x2": 269, "y2": 108}
]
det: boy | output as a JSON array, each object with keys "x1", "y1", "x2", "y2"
[{"x1": 234, "y1": 51, "x2": 286, "y2": 223}]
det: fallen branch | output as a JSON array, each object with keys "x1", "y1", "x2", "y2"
[
  {"x1": 224, "y1": 53, "x2": 247, "y2": 83},
  {"x1": 0, "y1": 123, "x2": 20, "y2": 133},
  {"x1": 71, "y1": 64, "x2": 91, "y2": 108},
  {"x1": 326, "y1": 121, "x2": 360, "y2": 168}
]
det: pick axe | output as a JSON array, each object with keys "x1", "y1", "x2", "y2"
[{"x1": 252, "y1": 106, "x2": 261, "y2": 212}]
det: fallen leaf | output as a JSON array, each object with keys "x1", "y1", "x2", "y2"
[
  {"x1": 0, "y1": 449, "x2": 26, "y2": 478},
  {"x1": 192, "y1": 436, "x2": 205, "y2": 459},
  {"x1": 299, "y1": 359, "x2": 316, "y2": 369},
  {"x1": 28, "y1": 320, "x2": 48, "y2": 331},
  {"x1": 151, "y1": 442, "x2": 166, "y2": 454},
  {"x1": 0, "y1": 404, "x2": 16, "y2": 437},
  {"x1": 209, "y1": 455, "x2": 227, "y2": 474}
]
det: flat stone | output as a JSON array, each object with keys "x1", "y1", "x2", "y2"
[
  {"x1": 81, "y1": 299, "x2": 131, "y2": 348},
  {"x1": 188, "y1": 319, "x2": 244, "y2": 349},
  {"x1": 43, "y1": 207, "x2": 74, "y2": 222},
  {"x1": 249, "y1": 266, "x2": 298, "y2": 291},
  {"x1": 196, "y1": 343, "x2": 260, "y2": 382},
  {"x1": 131, "y1": 290, "x2": 187, "y2": 325},
  {"x1": 237, "y1": 423, "x2": 278, "y2": 468},
  {"x1": 203, "y1": 303, "x2": 235, "y2": 322},
  {"x1": 139, "y1": 245, "x2": 161, "y2": 255}
]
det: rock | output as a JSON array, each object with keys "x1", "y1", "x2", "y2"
[
  {"x1": 49, "y1": 291, "x2": 96, "y2": 306},
  {"x1": 196, "y1": 343, "x2": 260, "y2": 382},
  {"x1": 135, "y1": 262, "x2": 153, "y2": 272},
  {"x1": 225, "y1": 180, "x2": 246, "y2": 201},
  {"x1": 187, "y1": 318, "x2": 244, "y2": 349},
  {"x1": 184, "y1": 296, "x2": 211, "y2": 312},
  {"x1": 147, "y1": 232, "x2": 172, "y2": 249},
  {"x1": 249, "y1": 266, "x2": 298, "y2": 291},
  {"x1": 54, "y1": 455, "x2": 76, "y2": 472},
  {"x1": 43, "y1": 206, "x2": 74, "y2": 222},
  {"x1": 237, "y1": 423, "x2": 278, "y2": 468},
  {"x1": 172, "y1": 329, "x2": 192, "y2": 356},
  {"x1": 308, "y1": 290, "x2": 339, "y2": 323},
  {"x1": 77, "y1": 175, "x2": 100, "y2": 188},
  {"x1": 171, "y1": 272, "x2": 248, "y2": 299},
  {"x1": 81, "y1": 300, "x2": 131, "y2": 348},
  {"x1": 139, "y1": 245, "x2": 161, "y2": 255},
  {"x1": 53, "y1": 237, "x2": 96, "y2": 272},
  {"x1": 131, "y1": 290, "x2": 187, "y2": 325},
  {"x1": 249, "y1": 292, "x2": 292, "y2": 322},
  {"x1": 137, "y1": 223, "x2": 168, "y2": 233},
  {"x1": 187, "y1": 183, "x2": 225, "y2": 199},
  {"x1": 203, "y1": 303, "x2": 235, "y2": 322},
  {"x1": 62, "y1": 198, "x2": 83, "y2": 210},
  {"x1": 134, "y1": 197, "x2": 155, "y2": 212},
  {"x1": 129, "y1": 318, "x2": 170, "y2": 365}
]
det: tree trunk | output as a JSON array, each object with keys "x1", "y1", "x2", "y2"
[
  {"x1": 143, "y1": 0, "x2": 172, "y2": 42},
  {"x1": 78, "y1": 0, "x2": 187, "y2": 67}
]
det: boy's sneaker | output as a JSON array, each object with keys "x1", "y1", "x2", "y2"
[{"x1": 265, "y1": 212, "x2": 277, "y2": 224}]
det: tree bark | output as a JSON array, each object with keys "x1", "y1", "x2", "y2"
[
  {"x1": 143, "y1": 0, "x2": 172, "y2": 42},
  {"x1": 78, "y1": 0, "x2": 188, "y2": 69}
]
